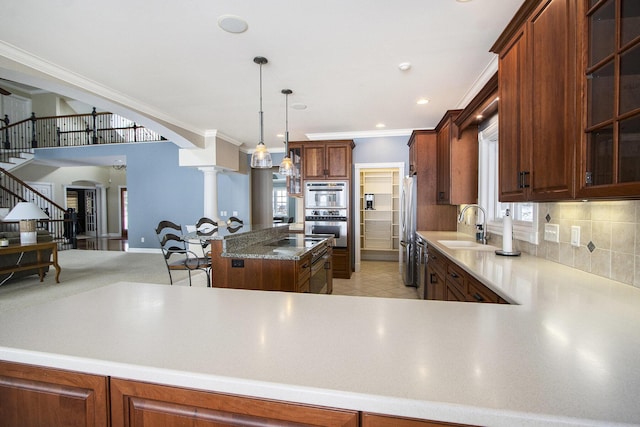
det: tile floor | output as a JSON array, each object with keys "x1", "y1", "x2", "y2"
[{"x1": 332, "y1": 260, "x2": 418, "y2": 299}]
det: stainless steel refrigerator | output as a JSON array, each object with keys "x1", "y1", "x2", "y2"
[{"x1": 400, "y1": 175, "x2": 417, "y2": 287}]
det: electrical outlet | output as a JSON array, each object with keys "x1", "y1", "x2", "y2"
[
  {"x1": 571, "y1": 226, "x2": 580, "y2": 247},
  {"x1": 233, "y1": 211, "x2": 238, "y2": 216},
  {"x1": 141, "y1": 237, "x2": 145, "y2": 243},
  {"x1": 544, "y1": 224, "x2": 559, "y2": 243}
]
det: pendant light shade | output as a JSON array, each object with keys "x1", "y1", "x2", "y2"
[
  {"x1": 250, "y1": 56, "x2": 273, "y2": 169},
  {"x1": 278, "y1": 89, "x2": 294, "y2": 176}
]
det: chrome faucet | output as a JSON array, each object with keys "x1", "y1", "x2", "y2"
[{"x1": 458, "y1": 204, "x2": 489, "y2": 244}]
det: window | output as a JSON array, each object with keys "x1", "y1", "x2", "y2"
[
  {"x1": 477, "y1": 115, "x2": 539, "y2": 244},
  {"x1": 273, "y1": 188, "x2": 288, "y2": 217}
]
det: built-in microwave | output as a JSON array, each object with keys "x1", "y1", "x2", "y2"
[{"x1": 304, "y1": 181, "x2": 348, "y2": 209}]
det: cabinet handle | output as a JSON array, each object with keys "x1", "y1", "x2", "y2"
[
  {"x1": 302, "y1": 263, "x2": 309, "y2": 269},
  {"x1": 450, "y1": 272, "x2": 459, "y2": 279},
  {"x1": 429, "y1": 273, "x2": 437, "y2": 284},
  {"x1": 472, "y1": 293, "x2": 484, "y2": 302},
  {"x1": 438, "y1": 191, "x2": 445, "y2": 200},
  {"x1": 520, "y1": 171, "x2": 530, "y2": 188}
]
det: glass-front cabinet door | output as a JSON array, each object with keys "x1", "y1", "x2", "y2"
[
  {"x1": 286, "y1": 143, "x2": 303, "y2": 197},
  {"x1": 581, "y1": 0, "x2": 640, "y2": 196}
]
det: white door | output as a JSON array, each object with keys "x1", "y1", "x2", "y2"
[{"x1": 84, "y1": 189, "x2": 97, "y2": 237}]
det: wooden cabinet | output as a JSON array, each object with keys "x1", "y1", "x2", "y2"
[
  {"x1": 467, "y1": 275, "x2": 500, "y2": 303},
  {"x1": 425, "y1": 246, "x2": 446, "y2": 300},
  {"x1": 445, "y1": 262, "x2": 467, "y2": 302},
  {"x1": 577, "y1": 0, "x2": 640, "y2": 198},
  {"x1": 435, "y1": 110, "x2": 478, "y2": 205},
  {"x1": 491, "y1": 0, "x2": 578, "y2": 202},
  {"x1": 286, "y1": 142, "x2": 303, "y2": 197},
  {"x1": 111, "y1": 378, "x2": 358, "y2": 427},
  {"x1": 0, "y1": 361, "x2": 109, "y2": 427},
  {"x1": 363, "y1": 413, "x2": 476, "y2": 426},
  {"x1": 407, "y1": 131, "x2": 457, "y2": 231},
  {"x1": 297, "y1": 251, "x2": 311, "y2": 293},
  {"x1": 332, "y1": 247, "x2": 350, "y2": 279},
  {"x1": 210, "y1": 239, "x2": 325, "y2": 292},
  {"x1": 301, "y1": 140, "x2": 354, "y2": 180},
  {"x1": 425, "y1": 245, "x2": 508, "y2": 304}
]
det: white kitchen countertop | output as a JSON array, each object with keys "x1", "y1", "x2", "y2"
[{"x1": 1, "y1": 232, "x2": 640, "y2": 426}]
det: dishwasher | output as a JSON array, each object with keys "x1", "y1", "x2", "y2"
[{"x1": 415, "y1": 236, "x2": 427, "y2": 299}]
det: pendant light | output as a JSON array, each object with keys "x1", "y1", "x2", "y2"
[
  {"x1": 250, "y1": 56, "x2": 273, "y2": 169},
  {"x1": 278, "y1": 89, "x2": 294, "y2": 176}
]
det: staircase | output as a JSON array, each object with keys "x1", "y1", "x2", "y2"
[
  {"x1": 0, "y1": 167, "x2": 75, "y2": 250},
  {"x1": 0, "y1": 108, "x2": 166, "y2": 250}
]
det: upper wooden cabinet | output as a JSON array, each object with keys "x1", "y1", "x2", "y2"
[
  {"x1": 407, "y1": 131, "x2": 457, "y2": 231},
  {"x1": 491, "y1": 0, "x2": 578, "y2": 202},
  {"x1": 576, "y1": 0, "x2": 640, "y2": 198},
  {"x1": 435, "y1": 110, "x2": 479, "y2": 205},
  {"x1": 300, "y1": 140, "x2": 354, "y2": 180}
]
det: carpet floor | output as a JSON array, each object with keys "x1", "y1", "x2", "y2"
[{"x1": 0, "y1": 250, "x2": 207, "y2": 313}]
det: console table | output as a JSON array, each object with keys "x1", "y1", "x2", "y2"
[{"x1": 0, "y1": 241, "x2": 61, "y2": 283}]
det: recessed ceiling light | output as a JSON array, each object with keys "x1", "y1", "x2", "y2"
[
  {"x1": 217, "y1": 15, "x2": 248, "y2": 33},
  {"x1": 290, "y1": 103, "x2": 307, "y2": 110},
  {"x1": 417, "y1": 98, "x2": 429, "y2": 105},
  {"x1": 277, "y1": 133, "x2": 284, "y2": 138},
  {"x1": 375, "y1": 123, "x2": 386, "y2": 128},
  {"x1": 476, "y1": 114, "x2": 483, "y2": 120},
  {"x1": 456, "y1": 0, "x2": 473, "y2": 2},
  {"x1": 398, "y1": 62, "x2": 412, "y2": 71}
]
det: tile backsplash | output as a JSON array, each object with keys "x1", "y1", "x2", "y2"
[{"x1": 458, "y1": 201, "x2": 640, "y2": 289}]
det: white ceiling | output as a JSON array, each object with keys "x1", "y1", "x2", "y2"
[{"x1": 0, "y1": 0, "x2": 524, "y2": 152}]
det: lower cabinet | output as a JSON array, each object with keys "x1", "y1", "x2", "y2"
[
  {"x1": 332, "y1": 247, "x2": 351, "y2": 279},
  {"x1": 0, "y1": 364, "x2": 482, "y2": 427},
  {"x1": 0, "y1": 360, "x2": 109, "y2": 427},
  {"x1": 362, "y1": 413, "x2": 476, "y2": 426},
  {"x1": 426, "y1": 246, "x2": 508, "y2": 304},
  {"x1": 111, "y1": 378, "x2": 358, "y2": 427}
]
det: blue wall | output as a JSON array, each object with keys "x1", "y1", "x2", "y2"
[
  {"x1": 36, "y1": 142, "x2": 204, "y2": 249},
  {"x1": 352, "y1": 135, "x2": 410, "y2": 171}
]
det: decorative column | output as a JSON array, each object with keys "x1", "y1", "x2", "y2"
[{"x1": 199, "y1": 167, "x2": 220, "y2": 222}]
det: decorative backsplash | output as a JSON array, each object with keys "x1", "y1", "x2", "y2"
[{"x1": 460, "y1": 201, "x2": 640, "y2": 288}]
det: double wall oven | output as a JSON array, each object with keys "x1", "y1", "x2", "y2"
[{"x1": 304, "y1": 181, "x2": 348, "y2": 248}]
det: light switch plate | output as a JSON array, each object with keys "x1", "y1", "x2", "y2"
[
  {"x1": 571, "y1": 226, "x2": 580, "y2": 247},
  {"x1": 544, "y1": 224, "x2": 560, "y2": 243}
]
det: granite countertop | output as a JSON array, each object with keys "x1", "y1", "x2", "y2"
[
  {"x1": 1, "y1": 233, "x2": 640, "y2": 426},
  {"x1": 222, "y1": 234, "x2": 327, "y2": 261}
]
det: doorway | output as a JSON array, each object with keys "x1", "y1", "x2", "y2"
[
  {"x1": 353, "y1": 162, "x2": 405, "y2": 273},
  {"x1": 66, "y1": 187, "x2": 98, "y2": 237},
  {"x1": 120, "y1": 186, "x2": 128, "y2": 238}
]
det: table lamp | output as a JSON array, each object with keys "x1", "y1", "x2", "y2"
[{"x1": 3, "y1": 202, "x2": 49, "y2": 245}]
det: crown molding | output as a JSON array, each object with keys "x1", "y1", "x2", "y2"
[
  {"x1": 204, "y1": 130, "x2": 244, "y2": 147},
  {"x1": 455, "y1": 56, "x2": 498, "y2": 110},
  {"x1": 306, "y1": 128, "x2": 414, "y2": 141}
]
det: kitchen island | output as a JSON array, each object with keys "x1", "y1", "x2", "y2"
[
  {"x1": 1, "y1": 232, "x2": 640, "y2": 426},
  {"x1": 206, "y1": 224, "x2": 333, "y2": 293}
]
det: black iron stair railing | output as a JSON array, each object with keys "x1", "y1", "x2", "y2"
[
  {"x1": 0, "y1": 167, "x2": 76, "y2": 250},
  {"x1": 0, "y1": 107, "x2": 165, "y2": 166}
]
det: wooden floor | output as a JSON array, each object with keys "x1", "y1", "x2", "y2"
[{"x1": 75, "y1": 237, "x2": 129, "y2": 251}]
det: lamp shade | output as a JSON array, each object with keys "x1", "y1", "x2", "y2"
[{"x1": 3, "y1": 202, "x2": 48, "y2": 221}]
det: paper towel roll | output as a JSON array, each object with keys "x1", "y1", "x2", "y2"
[{"x1": 503, "y1": 209, "x2": 513, "y2": 253}]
